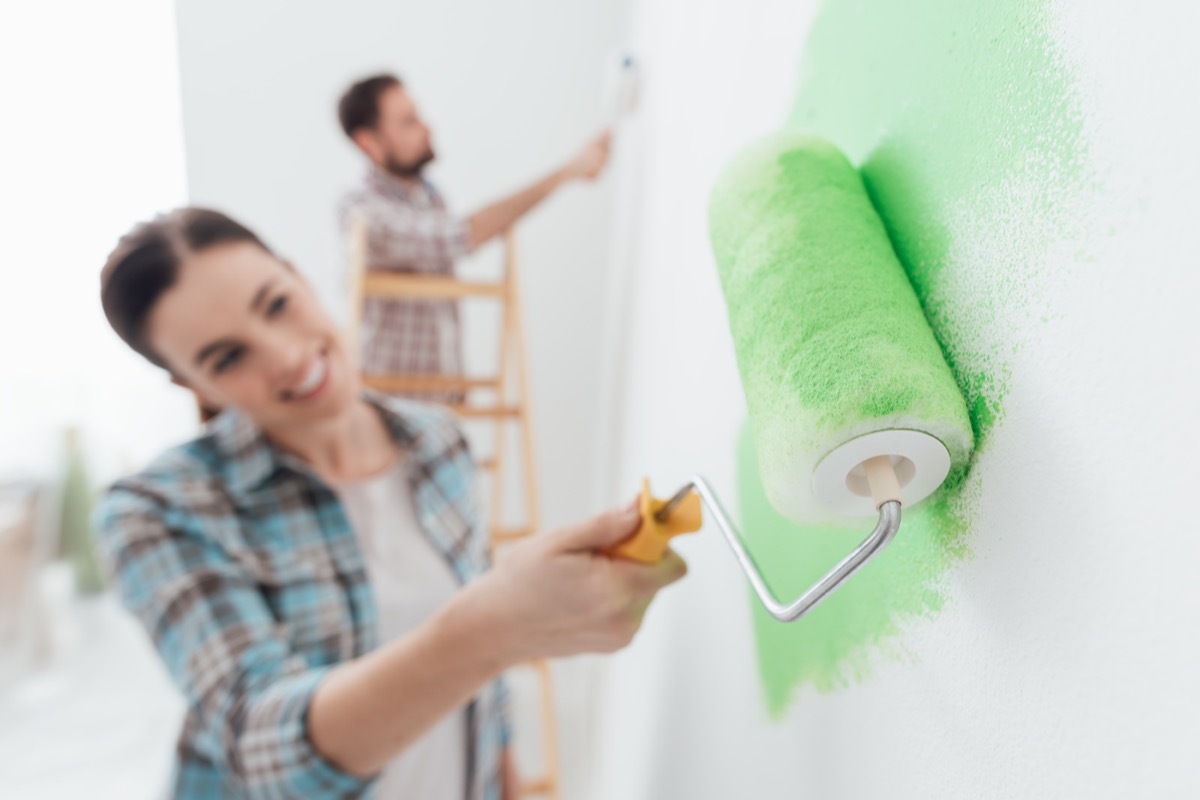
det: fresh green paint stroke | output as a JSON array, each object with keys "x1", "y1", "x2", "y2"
[{"x1": 736, "y1": 0, "x2": 1088, "y2": 715}]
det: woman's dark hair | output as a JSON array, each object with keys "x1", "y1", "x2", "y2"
[
  {"x1": 338, "y1": 73, "x2": 402, "y2": 138},
  {"x1": 100, "y1": 207, "x2": 271, "y2": 370}
]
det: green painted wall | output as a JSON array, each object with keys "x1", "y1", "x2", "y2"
[{"x1": 736, "y1": 0, "x2": 1090, "y2": 715}]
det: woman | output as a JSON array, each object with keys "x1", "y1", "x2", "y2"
[{"x1": 94, "y1": 208, "x2": 687, "y2": 800}]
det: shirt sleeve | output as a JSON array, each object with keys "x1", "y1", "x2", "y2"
[
  {"x1": 93, "y1": 483, "x2": 373, "y2": 800},
  {"x1": 342, "y1": 196, "x2": 471, "y2": 271},
  {"x1": 495, "y1": 676, "x2": 514, "y2": 748}
]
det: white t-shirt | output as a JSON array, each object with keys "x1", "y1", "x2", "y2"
[{"x1": 333, "y1": 457, "x2": 466, "y2": 800}]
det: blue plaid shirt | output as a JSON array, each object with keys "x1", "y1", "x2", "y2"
[{"x1": 94, "y1": 392, "x2": 510, "y2": 799}]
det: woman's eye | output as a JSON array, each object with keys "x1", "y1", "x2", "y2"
[
  {"x1": 267, "y1": 295, "x2": 289, "y2": 316},
  {"x1": 213, "y1": 346, "x2": 245, "y2": 375}
]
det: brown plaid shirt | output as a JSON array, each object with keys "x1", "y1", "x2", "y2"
[{"x1": 340, "y1": 168, "x2": 471, "y2": 404}]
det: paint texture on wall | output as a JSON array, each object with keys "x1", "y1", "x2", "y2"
[{"x1": 739, "y1": 0, "x2": 1091, "y2": 715}]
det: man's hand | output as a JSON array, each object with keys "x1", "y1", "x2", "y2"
[
  {"x1": 466, "y1": 129, "x2": 615, "y2": 250},
  {"x1": 563, "y1": 130, "x2": 612, "y2": 182}
]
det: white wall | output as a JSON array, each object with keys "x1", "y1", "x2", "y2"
[
  {"x1": 0, "y1": 1, "x2": 193, "y2": 483},
  {"x1": 172, "y1": 2, "x2": 630, "y2": 796},
  {"x1": 0, "y1": 4, "x2": 191, "y2": 798},
  {"x1": 593, "y1": 1, "x2": 1200, "y2": 798}
]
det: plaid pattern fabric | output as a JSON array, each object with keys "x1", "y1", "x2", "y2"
[
  {"x1": 93, "y1": 392, "x2": 510, "y2": 800},
  {"x1": 340, "y1": 168, "x2": 472, "y2": 404}
]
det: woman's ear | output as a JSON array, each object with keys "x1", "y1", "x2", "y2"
[
  {"x1": 195, "y1": 397, "x2": 222, "y2": 423},
  {"x1": 170, "y1": 374, "x2": 222, "y2": 423}
]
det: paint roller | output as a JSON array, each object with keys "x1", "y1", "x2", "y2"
[
  {"x1": 601, "y1": 50, "x2": 639, "y2": 126},
  {"x1": 610, "y1": 131, "x2": 975, "y2": 622}
]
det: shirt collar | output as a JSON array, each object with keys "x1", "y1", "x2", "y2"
[
  {"x1": 366, "y1": 164, "x2": 434, "y2": 202},
  {"x1": 208, "y1": 390, "x2": 430, "y2": 498}
]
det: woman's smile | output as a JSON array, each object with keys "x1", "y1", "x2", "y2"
[{"x1": 282, "y1": 352, "x2": 332, "y2": 402}]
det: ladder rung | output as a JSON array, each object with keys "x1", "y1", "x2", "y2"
[
  {"x1": 520, "y1": 778, "x2": 556, "y2": 796},
  {"x1": 451, "y1": 405, "x2": 522, "y2": 419},
  {"x1": 364, "y1": 374, "x2": 500, "y2": 394},
  {"x1": 477, "y1": 458, "x2": 498, "y2": 471},
  {"x1": 492, "y1": 526, "x2": 532, "y2": 542},
  {"x1": 363, "y1": 273, "x2": 506, "y2": 300}
]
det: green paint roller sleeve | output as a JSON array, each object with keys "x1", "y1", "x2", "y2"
[{"x1": 708, "y1": 132, "x2": 973, "y2": 527}]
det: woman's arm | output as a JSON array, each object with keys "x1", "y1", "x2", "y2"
[
  {"x1": 306, "y1": 573, "x2": 507, "y2": 776},
  {"x1": 99, "y1": 475, "x2": 684, "y2": 795},
  {"x1": 308, "y1": 503, "x2": 687, "y2": 775},
  {"x1": 502, "y1": 749, "x2": 521, "y2": 800},
  {"x1": 94, "y1": 483, "x2": 373, "y2": 799}
]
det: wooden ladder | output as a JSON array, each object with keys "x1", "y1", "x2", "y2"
[{"x1": 348, "y1": 218, "x2": 562, "y2": 799}]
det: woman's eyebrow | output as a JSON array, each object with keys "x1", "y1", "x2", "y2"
[{"x1": 250, "y1": 277, "x2": 279, "y2": 313}]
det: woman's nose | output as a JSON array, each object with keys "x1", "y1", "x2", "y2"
[{"x1": 261, "y1": 328, "x2": 308, "y2": 384}]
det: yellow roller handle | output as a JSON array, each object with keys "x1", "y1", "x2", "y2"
[{"x1": 607, "y1": 478, "x2": 703, "y2": 563}]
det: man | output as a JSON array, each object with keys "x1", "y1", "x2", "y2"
[{"x1": 338, "y1": 73, "x2": 610, "y2": 403}]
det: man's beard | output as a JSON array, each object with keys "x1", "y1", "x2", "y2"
[{"x1": 384, "y1": 147, "x2": 435, "y2": 179}]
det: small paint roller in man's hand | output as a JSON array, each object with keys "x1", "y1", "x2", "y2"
[{"x1": 601, "y1": 50, "x2": 639, "y2": 127}]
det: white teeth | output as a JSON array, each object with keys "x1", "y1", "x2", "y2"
[{"x1": 293, "y1": 359, "x2": 327, "y2": 398}]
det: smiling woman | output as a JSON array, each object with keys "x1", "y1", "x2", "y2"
[
  {"x1": 101, "y1": 209, "x2": 359, "y2": 431},
  {"x1": 91, "y1": 208, "x2": 688, "y2": 799}
]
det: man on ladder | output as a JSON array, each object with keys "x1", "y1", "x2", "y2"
[
  {"x1": 336, "y1": 73, "x2": 610, "y2": 404},
  {"x1": 336, "y1": 72, "x2": 612, "y2": 799}
]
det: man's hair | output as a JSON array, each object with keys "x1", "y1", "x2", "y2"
[{"x1": 338, "y1": 73, "x2": 403, "y2": 138}]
